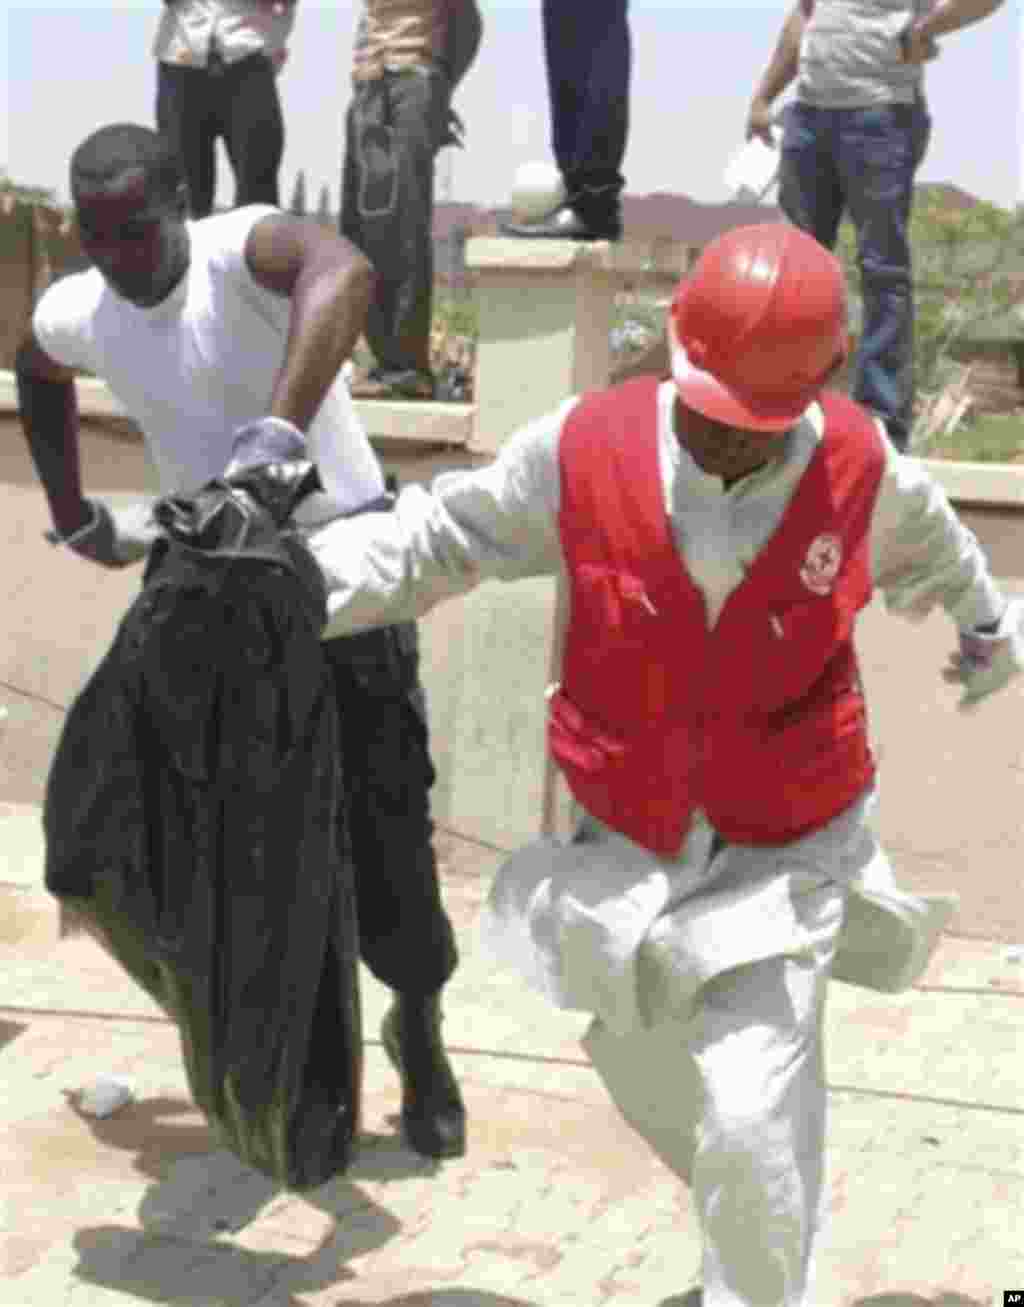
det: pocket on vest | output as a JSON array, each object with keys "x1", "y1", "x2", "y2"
[
  {"x1": 573, "y1": 564, "x2": 660, "y2": 641},
  {"x1": 567, "y1": 565, "x2": 669, "y2": 716},
  {"x1": 547, "y1": 688, "x2": 627, "y2": 776}
]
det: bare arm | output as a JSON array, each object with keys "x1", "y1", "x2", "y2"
[
  {"x1": 13, "y1": 333, "x2": 90, "y2": 535},
  {"x1": 915, "y1": 0, "x2": 1005, "y2": 41},
  {"x1": 746, "y1": 3, "x2": 806, "y2": 143},
  {"x1": 243, "y1": 212, "x2": 376, "y2": 432}
]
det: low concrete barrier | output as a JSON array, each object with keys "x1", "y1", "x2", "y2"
[{"x1": 0, "y1": 370, "x2": 474, "y2": 450}]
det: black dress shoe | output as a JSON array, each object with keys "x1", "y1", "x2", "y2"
[
  {"x1": 499, "y1": 203, "x2": 622, "y2": 241},
  {"x1": 381, "y1": 994, "x2": 466, "y2": 1159}
]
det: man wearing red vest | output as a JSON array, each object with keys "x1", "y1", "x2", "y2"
[{"x1": 259, "y1": 223, "x2": 1021, "y2": 1305}]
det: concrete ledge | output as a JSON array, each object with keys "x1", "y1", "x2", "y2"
[
  {"x1": 3, "y1": 370, "x2": 1022, "y2": 509},
  {"x1": 355, "y1": 397, "x2": 474, "y2": 445},
  {"x1": 466, "y1": 236, "x2": 692, "y2": 280},
  {"x1": 919, "y1": 456, "x2": 1024, "y2": 509},
  {"x1": 0, "y1": 370, "x2": 474, "y2": 448}
]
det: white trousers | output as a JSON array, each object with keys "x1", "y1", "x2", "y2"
[{"x1": 584, "y1": 886, "x2": 844, "y2": 1307}]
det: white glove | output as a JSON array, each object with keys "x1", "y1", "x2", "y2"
[
  {"x1": 45, "y1": 499, "x2": 159, "y2": 568},
  {"x1": 943, "y1": 599, "x2": 1024, "y2": 712}
]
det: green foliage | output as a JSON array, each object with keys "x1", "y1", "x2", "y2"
[
  {"x1": 933, "y1": 412, "x2": 1024, "y2": 464},
  {"x1": 433, "y1": 292, "x2": 478, "y2": 340},
  {"x1": 0, "y1": 168, "x2": 57, "y2": 206},
  {"x1": 0, "y1": 204, "x2": 32, "y2": 261},
  {"x1": 612, "y1": 295, "x2": 663, "y2": 337}
]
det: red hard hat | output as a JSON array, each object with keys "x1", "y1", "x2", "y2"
[{"x1": 669, "y1": 223, "x2": 850, "y2": 432}]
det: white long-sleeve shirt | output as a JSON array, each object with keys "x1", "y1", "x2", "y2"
[{"x1": 310, "y1": 382, "x2": 1004, "y2": 639}]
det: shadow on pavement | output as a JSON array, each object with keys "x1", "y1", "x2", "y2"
[
  {"x1": 658, "y1": 1290, "x2": 702, "y2": 1307},
  {"x1": 70, "y1": 1224, "x2": 302, "y2": 1306},
  {"x1": 67, "y1": 1154, "x2": 404, "y2": 1304},
  {"x1": 63, "y1": 1091, "x2": 476, "y2": 1304},
  {"x1": 69, "y1": 1223, "x2": 546, "y2": 1306}
]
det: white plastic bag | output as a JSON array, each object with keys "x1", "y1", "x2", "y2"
[{"x1": 723, "y1": 137, "x2": 780, "y2": 203}]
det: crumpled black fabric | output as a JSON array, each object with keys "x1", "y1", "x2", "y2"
[{"x1": 43, "y1": 458, "x2": 362, "y2": 1190}]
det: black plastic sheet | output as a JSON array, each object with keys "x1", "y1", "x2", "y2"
[{"x1": 44, "y1": 463, "x2": 362, "y2": 1189}]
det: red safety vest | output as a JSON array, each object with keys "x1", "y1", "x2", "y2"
[{"x1": 550, "y1": 377, "x2": 886, "y2": 856}]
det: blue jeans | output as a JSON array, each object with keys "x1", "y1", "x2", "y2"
[
  {"x1": 779, "y1": 99, "x2": 931, "y2": 451},
  {"x1": 542, "y1": 0, "x2": 631, "y2": 217}
]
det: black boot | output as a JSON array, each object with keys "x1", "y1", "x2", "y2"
[{"x1": 381, "y1": 992, "x2": 466, "y2": 1159}]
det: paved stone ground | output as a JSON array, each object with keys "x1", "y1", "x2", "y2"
[{"x1": 3, "y1": 815, "x2": 1023, "y2": 1307}]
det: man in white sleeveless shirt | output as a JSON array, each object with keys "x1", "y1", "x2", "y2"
[{"x1": 15, "y1": 123, "x2": 467, "y2": 1161}]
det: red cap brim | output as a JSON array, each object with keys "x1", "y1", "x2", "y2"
[{"x1": 670, "y1": 334, "x2": 815, "y2": 433}]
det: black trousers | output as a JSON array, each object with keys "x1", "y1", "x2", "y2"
[
  {"x1": 339, "y1": 67, "x2": 450, "y2": 376},
  {"x1": 156, "y1": 54, "x2": 284, "y2": 219},
  {"x1": 541, "y1": 0, "x2": 631, "y2": 212},
  {"x1": 323, "y1": 621, "x2": 458, "y2": 996}
]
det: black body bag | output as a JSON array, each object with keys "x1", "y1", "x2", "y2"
[{"x1": 43, "y1": 460, "x2": 362, "y2": 1190}]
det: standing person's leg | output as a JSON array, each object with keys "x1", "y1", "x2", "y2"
[
  {"x1": 339, "y1": 94, "x2": 364, "y2": 247},
  {"x1": 220, "y1": 53, "x2": 285, "y2": 209},
  {"x1": 837, "y1": 100, "x2": 931, "y2": 452},
  {"x1": 778, "y1": 103, "x2": 845, "y2": 251},
  {"x1": 542, "y1": 0, "x2": 629, "y2": 229},
  {"x1": 323, "y1": 623, "x2": 464, "y2": 1159},
  {"x1": 156, "y1": 61, "x2": 218, "y2": 218},
  {"x1": 502, "y1": 0, "x2": 628, "y2": 238},
  {"x1": 540, "y1": 0, "x2": 583, "y2": 191},
  {"x1": 342, "y1": 70, "x2": 446, "y2": 395}
]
